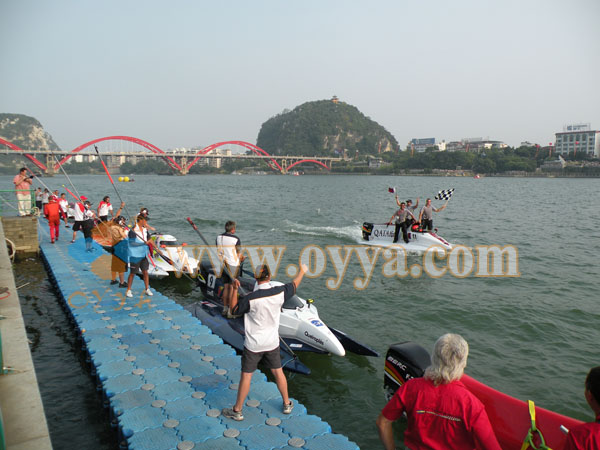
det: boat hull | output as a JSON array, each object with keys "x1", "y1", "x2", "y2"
[{"x1": 362, "y1": 222, "x2": 452, "y2": 253}]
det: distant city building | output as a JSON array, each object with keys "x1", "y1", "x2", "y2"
[
  {"x1": 73, "y1": 154, "x2": 98, "y2": 163},
  {"x1": 196, "y1": 147, "x2": 232, "y2": 168},
  {"x1": 554, "y1": 123, "x2": 600, "y2": 158},
  {"x1": 445, "y1": 138, "x2": 507, "y2": 152},
  {"x1": 410, "y1": 138, "x2": 436, "y2": 153}
]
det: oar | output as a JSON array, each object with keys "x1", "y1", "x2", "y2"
[{"x1": 94, "y1": 145, "x2": 133, "y2": 222}]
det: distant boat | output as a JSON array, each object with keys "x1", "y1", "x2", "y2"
[{"x1": 474, "y1": 174, "x2": 481, "y2": 179}]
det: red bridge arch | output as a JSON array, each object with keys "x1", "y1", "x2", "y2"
[
  {"x1": 187, "y1": 141, "x2": 284, "y2": 172},
  {"x1": 0, "y1": 137, "x2": 47, "y2": 171},
  {"x1": 287, "y1": 159, "x2": 330, "y2": 171},
  {"x1": 58, "y1": 136, "x2": 182, "y2": 171}
]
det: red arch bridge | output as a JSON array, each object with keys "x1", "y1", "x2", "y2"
[{"x1": 0, "y1": 137, "x2": 342, "y2": 175}]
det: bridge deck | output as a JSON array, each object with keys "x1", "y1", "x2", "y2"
[{"x1": 40, "y1": 233, "x2": 358, "y2": 450}]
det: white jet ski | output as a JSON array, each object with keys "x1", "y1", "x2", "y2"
[
  {"x1": 147, "y1": 234, "x2": 200, "y2": 278},
  {"x1": 186, "y1": 262, "x2": 378, "y2": 374},
  {"x1": 361, "y1": 222, "x2": 452, "y2": 253}
]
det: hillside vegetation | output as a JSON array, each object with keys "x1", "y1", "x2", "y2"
[
  {"x1": 0, "y1": 113, "x2": 61, "y2": 173},
  {"x1": 257, "y1": 99, "x2": 399, "y2": 157}
]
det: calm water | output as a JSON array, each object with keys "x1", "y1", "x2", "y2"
[{"x1": 5, "y1": 174, "x2": 600, "y2": 449}]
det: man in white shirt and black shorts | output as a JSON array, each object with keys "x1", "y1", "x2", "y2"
[
  {"x1": 216, "y1": 221, "x2": 245, "y2": 318},
  {"x1": 222, "y1": 263, "x2": 308, "y2": 421}
]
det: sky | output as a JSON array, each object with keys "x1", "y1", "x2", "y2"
[{"x1": 1, "y1": 0, "x2": 599, "y2": 151}]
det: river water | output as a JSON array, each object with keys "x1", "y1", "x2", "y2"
[{"x1": 4, "y1": 174, "x2": 599, "y2": 449}]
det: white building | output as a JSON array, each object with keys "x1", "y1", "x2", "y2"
[{"x1": 554, "y1": 123, "x2": 600, "y2": 158}]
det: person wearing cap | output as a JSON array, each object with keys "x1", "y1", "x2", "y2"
[
  {"x1": 82, "y1": 199, "x2": 97, "y2": 251},
  {"x1": 13, "y1": 167, "x2": 33, "y2": 216},
  {"x1": 71, "y1": 195, "x2": 88, "y2": 243},
  {"x1": 222, "y1": 263, "x2": 308, "y2": 422},
  {"x1": 43, "y1": 195, "x2": 61, "y2": 243},
  {"x1": 125, "y1": 214, "x2": 153, "y2": 298},
  {"x1": 138, "y1": 207, "x2": 155, "y2": 231}
]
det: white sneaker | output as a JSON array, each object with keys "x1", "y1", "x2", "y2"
[
  {"x1": 145, "y1": 289, "x2": 153, "y2": 296},
  {"x1": 126, "y1": 290, "x2": 133, "y2": 298}
]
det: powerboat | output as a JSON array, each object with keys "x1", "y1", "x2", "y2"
[
  {"x1": 185, "y1": 262, "x2": 379, "y2": 375},
  {"x1": 383, "y1": 342, "x2": 583, "y2": 450},
  {"x1": 147, "y1": 234, "x2": 200, "y2": 279},
  {"x1": 361, "y1": 222, "x2": 452, "y2": 253}
]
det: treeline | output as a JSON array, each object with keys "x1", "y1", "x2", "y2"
[{"x1": 372, "y1": 146, "x2": 598, "y2": 175}]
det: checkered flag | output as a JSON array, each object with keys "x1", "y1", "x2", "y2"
[{"x1": 435, "y1": 188, "x2": 454, "y2": 201}]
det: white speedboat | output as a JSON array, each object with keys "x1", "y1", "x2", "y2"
[
  {"x1": 148, "y1": 234, "x2": 200, "y2": 278},
  {"x1": 361, "y1": 222, "x2": 452, "y2": 253}
]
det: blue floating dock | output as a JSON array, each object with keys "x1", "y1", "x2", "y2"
[{"x1": 40, "y1": 234, "x2": 359, "y2": 450}]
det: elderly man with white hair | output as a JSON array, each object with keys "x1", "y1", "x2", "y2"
[{"x1": 376, "y1": 333, "x2": 501, "y2": 450}]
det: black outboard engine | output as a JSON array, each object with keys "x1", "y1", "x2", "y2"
[
  {"x1": 362, "y1": 222, "x2": 374, "y2": 241},
  {"x1": 384, "y1": 342, "x2": 431, "y2": 400}
]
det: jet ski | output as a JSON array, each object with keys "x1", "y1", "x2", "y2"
[
  {"x1": 146, "y1": 234, "x2": 200, "y2": 279},
  {"x1": 185, "y1": 261, "x2": 379, "y2": 375},
  {"x1": 362, "y1": 222, "x2": 452, "y2": 253},
  {"x1": 383, "y1": 342, "x2": 583, "y2": 450}
]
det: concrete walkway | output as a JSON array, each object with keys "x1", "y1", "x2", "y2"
[{"x1": 0, "y1": 219, "x2": 52, "y2": 450}]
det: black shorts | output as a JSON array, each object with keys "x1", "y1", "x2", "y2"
[
  {"x1": 222, "y1": 263, "x2": 240, "y2": 284},
  {"x1": 100, "y1": 215, "x2": 108, "y2": 222},
  {"x1": 73, "y1": 220, "x2": 84, "y2": 231},
  {"x1": 241, "y1": 347, "x2": 281, "y2": 373},
  {"x1": 129, "y1": 257, "x2": 149, "y2": 272}
]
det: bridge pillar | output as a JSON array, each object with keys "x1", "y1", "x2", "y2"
[
  {"x1": 45, "y1": 154, "x2": 55, "y2": 176},
  {"x1": 281, "y1": 159, "x2": 288, "y2": 174},
  {"x1": 179, "y1": 156, "x2": 188, "y2": 175}
]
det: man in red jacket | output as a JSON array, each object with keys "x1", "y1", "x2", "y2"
[
  {"x1": 377, "y1": 333, "x2": 501, "y2": 450},
  {"x1": 44, "y1": 195, "x2": 61, "y2": 243}
]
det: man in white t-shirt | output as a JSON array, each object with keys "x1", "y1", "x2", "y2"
[
  {"x1": 216, "y1": 221, "x2": 245, "y2": 318},
  {"x1": 97, "y1": 196, "x2": 113, "y2": 222},
  {"x1": 58, "y1": 193, "x2": 70, "y2": 228},
  {"x1": 222, "y1": 263, "x2": 308, "y2": 421}
]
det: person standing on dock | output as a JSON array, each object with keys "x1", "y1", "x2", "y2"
[
  {"x1": 222, "y1": 263, "x2": 308, "y2": 421},
  {"x1": 125, "y1": 214, "x2": 153, "y2": 298},
  {"x1": 216, "y1": 221, "x2": 245, "y2": 318},
  {"x1": 13, "y1": 167, "x2": 33, "y2": 216},
  {"x1": 43, "y1": 195, "x2": 61, "y2": 243},
  {"x1": 97, "y1": 196, "x2": 113, "y2": 222},
  {"x1": 59, "y1": 193, "x2": 70, "y2": 228},
  {"x1": 563, "y1": 366, "x2": 600, "y2": 450}
]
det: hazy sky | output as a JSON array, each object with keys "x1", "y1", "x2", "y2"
[{"x1": 2, "y1": 0, "x2": 599, "y2": 151}]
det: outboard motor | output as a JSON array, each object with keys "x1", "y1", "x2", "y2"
[
  {"x1": 362, "y1": 222, "x2": 374, "y2": 241},
  {"x1": 384, "y1": 342, "x2": 431, "y2": 400}
]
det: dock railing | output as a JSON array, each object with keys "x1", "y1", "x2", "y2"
[{"x1": 0, "y1": 189, "x2": 36, "y2": 216}]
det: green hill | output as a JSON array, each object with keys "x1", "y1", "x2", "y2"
[
  {"x1": 0, "y1": 113, "x2": 61, "y2": 173},
  {"x1": 256, "y1": 99, "x2": 399, "y2": 157}
]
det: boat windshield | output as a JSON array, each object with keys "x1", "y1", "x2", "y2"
[
  {"x1": 160, "y1": 240, "x2": 179, "y2": 247},
  {"x1": 282, "y1": 294, "x2": 304, "y2": 310}
]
